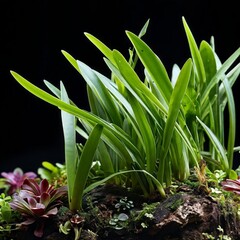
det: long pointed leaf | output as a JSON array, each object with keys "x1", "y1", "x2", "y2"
[
  {"x1": 126, "y1": 31, "x2": 172, "y2": 105},
  {"x1": 77, "y1": 60, "x2": 122, "y2": 126},
  {"x1": 71, "y1": 124, "x2": 103, "y2": 210},
  {"x1": 60, "y1": 82, "x2": 77, "y2": 203},
  {"x1": 10, "y1": 71, "x2": 139, "y2": 163},
  {"x1": 197, "y1": 117, "x2": 229, "y2": 172},
  {"x1": 158, "y1": 59, "x2": 193, "y2": 182},
  {"x1": 200, "y1": 47, "x2": 240, "y2": 105},
  {"x1": 182, "y1": 17, "x2": 206, "y2": 84},
  {"x1": 222, "y1": 77, "x2": 236, "y2": 170}
]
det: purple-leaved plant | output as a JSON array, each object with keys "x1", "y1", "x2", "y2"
[
  {"x1": 10, "y1": 178, "x2": 67, "y2": 238},
  {"x1": 221, "y1": 177, "x2": 240, "y2": 195},
  {"x1": 1, "y1": 167, "x2": 37, "y2": 195}
]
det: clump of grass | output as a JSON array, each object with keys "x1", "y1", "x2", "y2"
[{"x1": 10, "y1": 16, "x2": 240, "y2": 209}]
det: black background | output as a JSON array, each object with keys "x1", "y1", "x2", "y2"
[{"x1": 1, "y1": 0, "x2": 239, "y2": 172}]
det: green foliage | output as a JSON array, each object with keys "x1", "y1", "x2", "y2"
[
  {"x1": 132, "y1": 202, "x2": 159, "y2": 230},
  {"x1": 114, "y1": 197, "x2": 134, "y2": 212},
  {"x1": 0, "y1": 193, "x2": 12, "y2": 224},
  {"x1": 0, "y1": 193, "x2": 19, "y2": 239},
  {"x1": 38, "y1": 161, "x2": 67, "y2": 187},
  {"x1": 10, "y1": 17, "x2": 240, "y2": 207},
  {"x1": 38, "y1": 161, "x2": 62, "y2": 180},
  {"x1": 206, "y1": 169, "x2": 227, "y2": 186},
  {"x1": 202, "y1": 225, "x2": 232, "y2": 240},
  {"x1": 109, "y1": 213, "x2": 129, "y2": 230}
]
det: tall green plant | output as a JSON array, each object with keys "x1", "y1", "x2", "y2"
[
  {"x1": 10, "y1": 17, "x2": 240, "y2": 203},
  {"x1": 60, "y1": 82, "x2": 104, "y2": 211}
]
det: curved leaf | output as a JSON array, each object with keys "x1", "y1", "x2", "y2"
[{"x1": 126, "y1": 31, "x2": 172, "y2": 105}]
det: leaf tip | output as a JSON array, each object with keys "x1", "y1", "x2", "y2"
[
  {"x1": 84, "y1": 32, "x2": 92, "y2": 39},
  {"x1": 10, "y1": 70, "x2": 17, "y2": 77}
]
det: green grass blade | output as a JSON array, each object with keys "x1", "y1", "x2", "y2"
[
  {"x1": 96, "y1": 140, "x2": 115, "y2": 177},
  {"x1": 197, "y1": 117, "x2": 229, "y2": 172},
  {"x1": 44, "y1": 80, "x2": 61, "y2": 98},
  {"x1": 85, "y1": 19, "x2": 150, "y2": 67},
  {"x1": 128, "y1": 94, "x2": 156, "y2": 175},
  {"x1": 157, "y1": 59, "x2": 193, "y2": 182},
  {"x1": 219, "y1": 63, "x2": 240, "y2": 107},
  {"x1": 84, "y1": 33, "x2": 115, "y2": 64},
  {"x1": 10, "y1": 71, "x2": 140, "y2": 164},
  {"x1": 77, "y1": 60, "x2": 122, "y2": 126},
  {"x1": 200, "y1": 47, "x2": 240, "y2": 105},
  {"x1": 71, "y1": 124, "x2": 103, "y2": 211},
  {"x1": 106, "y1": 56, "x2": 198, "y2": 164},
  {"x1": 60, "y1": 82, "x2": 77, "y2": 203},
  {"x1": 200, "y1": 41, "x2": 217, "y2": 83},
  {"x1": 44, "y1": 78, "x2": 133, "y2": 169},
  {"x1": 83, "y1": 169, "x2": 165, "y2": 198},
  {"x1": 199, "y1": 40, "x2": 221, "y2": 140},
  {"x1": 221, "y1": 77, "x2": 236, "y2": 170},
  {"x1": 61, "y1": 50, "x2": 80, "y2": 73},
  {"x1": 126, "y1": 31, "x2": 172, "y2": 105},
  {"x1": 111, "y1": 50, "x2": 168, "y2": 117},
  {"x1": 171, "y1": 133, "x2": 190, "y2": 180},
  {"x1": 138, "y1": 19, "x2": 150, "y2": 38},
  {"x1": 182, "y1": 17, "x2": 206, "y2": 85}
]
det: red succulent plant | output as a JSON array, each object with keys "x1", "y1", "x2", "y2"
[
  {"x1": 221, "y1": 177, "x2": 240, "y2": 195},
  {"x1": 10, "y1": 178, "x2": 67, "y2": 238},
  {"x1": 1, "y1": 167, "x2": 37, "y2": 195}
]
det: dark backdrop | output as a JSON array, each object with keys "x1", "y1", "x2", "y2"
[{"x1": 1, "y1": 0, "x2": 239, "y2": 172}]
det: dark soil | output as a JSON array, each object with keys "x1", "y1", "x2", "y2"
[{"x1": 7, "y1": 183, "x2": 240, "y2": 240}]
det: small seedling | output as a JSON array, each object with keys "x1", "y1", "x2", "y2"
[
  {"x1": 109, "y1": 213, "x2": 129, "y2": 230},
  {"x1": 115, "y1": 197, "x2": 134, "y2": 212}
]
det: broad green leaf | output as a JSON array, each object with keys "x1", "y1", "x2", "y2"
[
  {"x1": 200, "y1": 41, "x2": 217, "y2": 83},
  {"x1": 229, "y1": 169, "x2": 238, "y2": 180},
  {"x1": 42, "y1": 161, "x2": 58, "y2": 173},
  {"x1": 200, "y1": 40, "x2": 220, "y2": 140},
  {"x1": 1, "y1": 205, "x2": 12, "y2": 222}
]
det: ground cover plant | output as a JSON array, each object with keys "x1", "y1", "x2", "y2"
[{"x1": 1, "y1": 16, "x2": 240, "y2": 239}]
